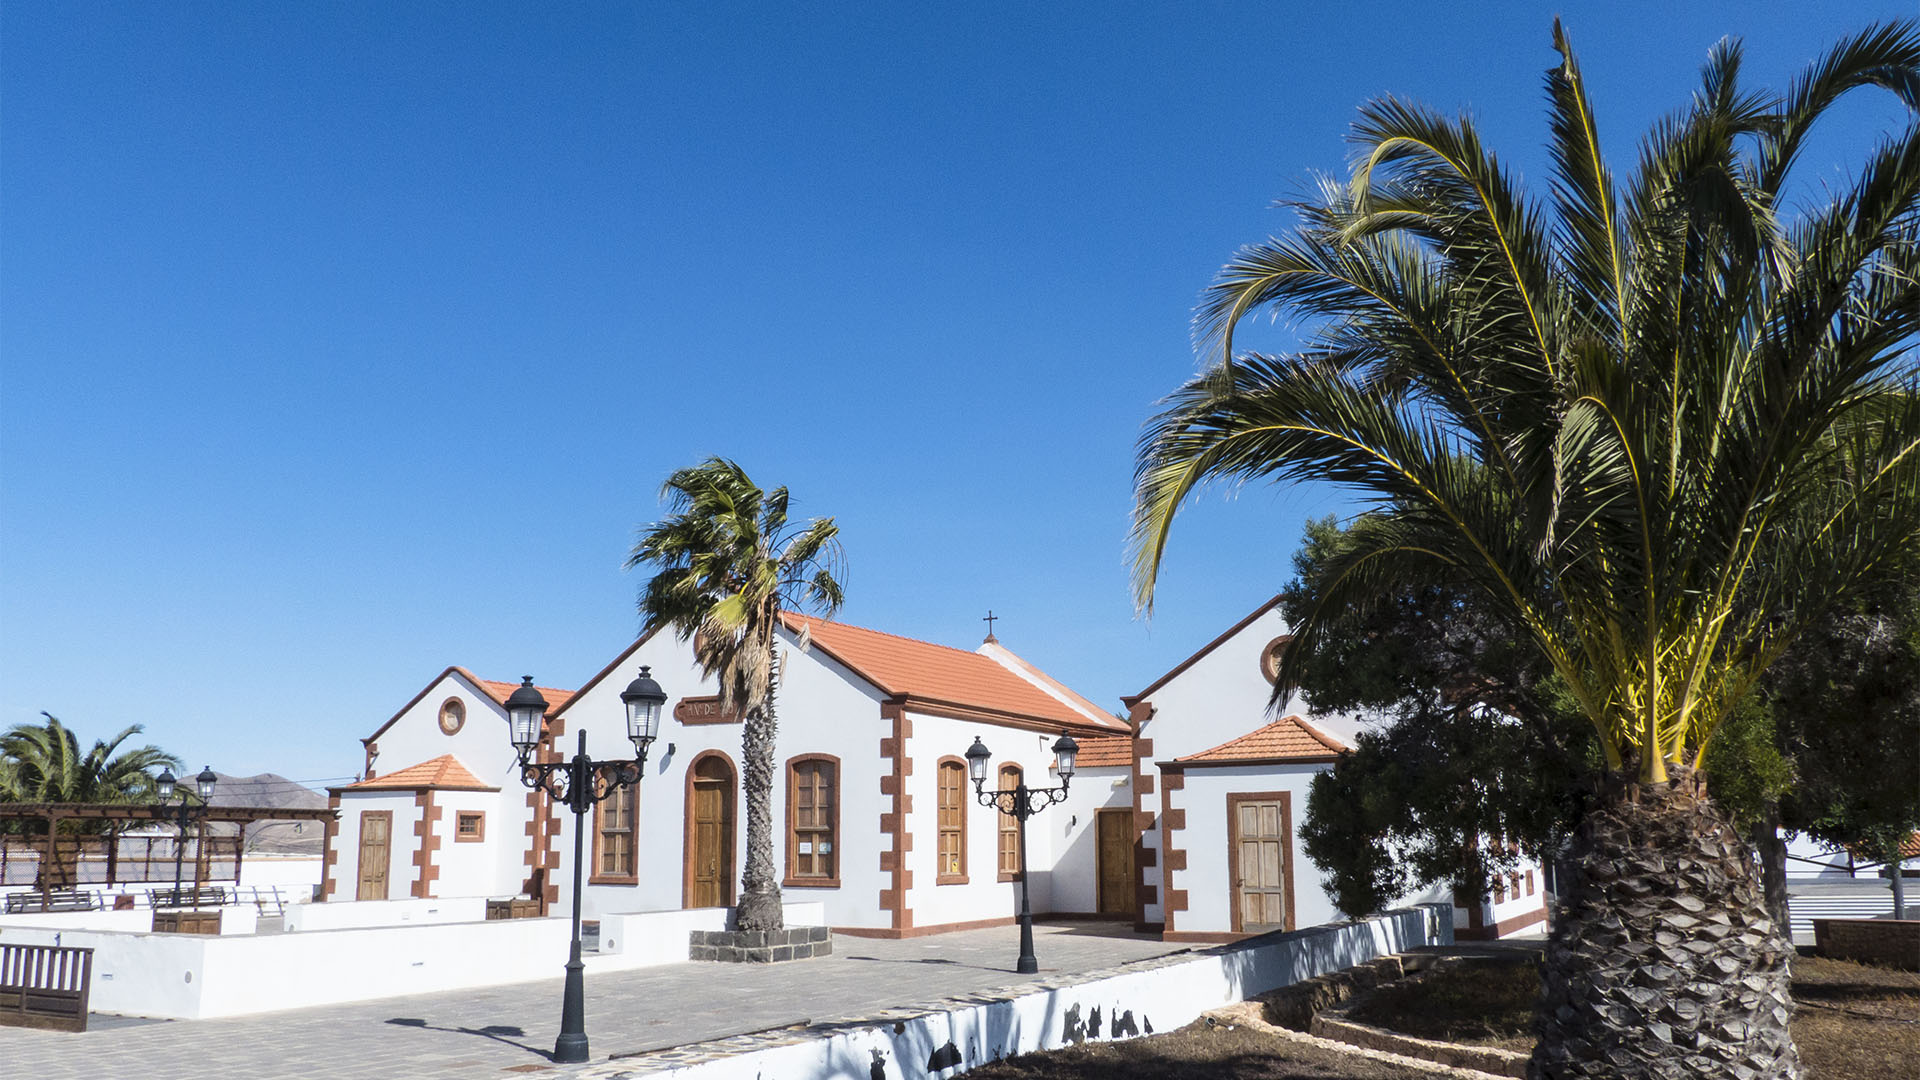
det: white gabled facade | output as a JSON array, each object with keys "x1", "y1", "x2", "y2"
[
  {"x1": 1123, "y1": 597, "x2": 1547, "y2": 942},
  {"x1": 324, "y1": 615, "x2": 1130, "y2": 937}
]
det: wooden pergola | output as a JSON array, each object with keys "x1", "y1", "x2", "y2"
[{"x1": 0, "y1": 803, "x2": 339, "y2": 894}]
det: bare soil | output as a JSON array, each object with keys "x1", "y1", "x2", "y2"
[
  {"x1": 968, "y1": 953, "x2": 1917, "y2": 1080},
  {"x1": 968, "y1": 1020, "x2": 1437, "y2": 1080},
  {"x1": 1347, "y1": 952, "x2": 1918, "y2": 1078}
]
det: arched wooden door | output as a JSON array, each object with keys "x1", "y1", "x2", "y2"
[{"x1": 684, "y1": 753, "x2": 737, "y2": 908}]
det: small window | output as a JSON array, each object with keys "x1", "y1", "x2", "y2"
[
  {"x1": 997, "y1": 765, "x2": 1023, "y2": 881},
  {"x1": 937, "y1": 758, "x2": 968, "y2": 884},
  {"x1": 454, "y1": 811, "x2": 485, "y2": 842},
  {"x1": 592, "y1": 784, "x2": 638, "y2": 884},
  {"x1": 438, "y1": 697, "x2": 467, "y2": 735},
  {"x1": 1259, "y1": 636, "x2": 1294, "y2": 685},
  {"x1": 786, "y1": 756, "x2": 839, "y2": 886}
]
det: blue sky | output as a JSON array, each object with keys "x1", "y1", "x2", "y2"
[{"x1": 2, "y1": 2, "x2": 1909, "y2": 786}]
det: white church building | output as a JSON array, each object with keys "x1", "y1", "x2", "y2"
[
  {"x1": 324, "y1": 614, "x2": 1136, "y2": 937},
  {"x1": 322, "y1": 602, "x2": 1542, "y2": 942}
]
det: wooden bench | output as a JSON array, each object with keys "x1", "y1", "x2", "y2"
[
  {"x1": 147, "y1": 885, "x2": 227, "y2": 910},
  {"x1": 0, "y1": 942, "x2": 93, "y2": 1032},
  {"x1": 3, "y1": 890, "x2": 100, "y2": 915}
]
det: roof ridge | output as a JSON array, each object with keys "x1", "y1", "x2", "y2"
[
  {"x1": 1174, "y1": 713, "x2": 1345, "y2": 763},
  {"x1": 784, "y1": 612, "x2": 994, "y2": 663}
]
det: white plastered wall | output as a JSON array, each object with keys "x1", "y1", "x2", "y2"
[
  {"x1": 329, "y1": 790, "x2": 420, "y2": 902},
  {"x1": 1167, "y1": 763, "x2": 1333, "y2": 934},
  {"x1": 903, "y1": 712, "x2": 1059, "y2": 928},
  {"x1": 554, "y1": 626, "x2": 893, "y2": 929},
  {"x1": 329, "y1": 670, "x2": 537, "y2": 901},
  {"x1": 432, "y1": 788, "x2": 518, "y2": 898},
  {"x1": 1045, "y1": 765, "x2": 1134, "y2": 916},
  {"x1": 1134, "y1": 603, "x2": 1306, "y2": 929}
]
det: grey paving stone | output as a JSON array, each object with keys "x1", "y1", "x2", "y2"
[{"x1": 0, "y1": 921, "x2": 1180, "y2": 1080}]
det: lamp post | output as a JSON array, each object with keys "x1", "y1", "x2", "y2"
[
  {"x1": 155, "y1": 765, "x2": 218, "y2": 904},
  {"x1": 505, "y1": 668, "x2": 665, "y2": 1064},
  {"x1": 965, "y1": 733, "x2": 1079, "y2": 975}
]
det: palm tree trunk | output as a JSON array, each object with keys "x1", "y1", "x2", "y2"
[
  {"x1": 1530, "y1": 765, "x2": 1799, "y2": 1079},
  {"x1": 735, "y1": 652, "x2": 784, "y2": 932}
]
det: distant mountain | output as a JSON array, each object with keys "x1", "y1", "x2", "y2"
[{"x1": 208, "y1": 772, "x2": 329, "y2": 854}]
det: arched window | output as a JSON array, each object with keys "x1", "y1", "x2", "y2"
[
  {"x1": 937, "y1": 758, "x2": 968, "y2": 884},
  {"x1": 786, "y1": 755, "x2": 839, "y2": 886},
  {"x1": 997, "y1": 765, "x2": 1023, "y2": 881}
]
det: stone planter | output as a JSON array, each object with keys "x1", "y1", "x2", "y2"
[{"x1": 690, "y1": 925, "x2": 832, "y2": 963}]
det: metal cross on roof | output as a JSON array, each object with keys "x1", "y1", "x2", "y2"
[{"x1": 982, "y1": 610, "x2": 998, "y2": 642}]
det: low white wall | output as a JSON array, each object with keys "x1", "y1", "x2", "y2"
[
  {"x1": 623, "y1": 905, "x2": 1454, "y2": 1080},
  {"x1": 1, "y1": 906, "x2": 258, "y2": 934},
  {"x1": 283, "y1": 896, "x2": 487, "y2": 931},
  {"x1": 0, "y1": 908, "x2": 154, "y2": 933},
  {"x1": 0, "y1": 900, "x2": 828, "y2": 1019}
]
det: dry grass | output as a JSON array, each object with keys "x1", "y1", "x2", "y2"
[
  {"x1": 1787, "y1": 954, "x2": 1920, "y2": 1079},
  {"x1": 969, "y1": 953, "x2": 1917, "y2": 1079},
  {"x1": 1348, "y1": 952, "x2": 1918, "y2": 1078}
]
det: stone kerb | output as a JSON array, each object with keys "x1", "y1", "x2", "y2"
[{"x1": 581, "y1": 904, "x2": 1454, "y2": 1080}]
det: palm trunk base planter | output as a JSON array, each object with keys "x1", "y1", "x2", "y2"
[
  {"x1": 1530, "y1": 766, "x2": 1799, "y2": 1080},
  {"x1": 690, "y1": 925, "x2": 831, "y2": 963},
  {"x1": 734, "y1": 888, "x2": 784, "y2": 933}
]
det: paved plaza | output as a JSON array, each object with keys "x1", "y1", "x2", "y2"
[{"x1": 1, "y1": 922, "x2": 1186, "y2": 1080}]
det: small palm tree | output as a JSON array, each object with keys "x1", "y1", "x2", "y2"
[
  {"x1": 1132, "y1": 21, "x2": 1918, "y2": 1080},
  {"x1": 1, "y1": 714, "x2": 183, "y2": 885},
  {"x1": 0, "y1": 713, "x2": 179, "y2": 805},
  {"x1": 628, "y1": 458, "x2": 846, "y2": 932}
]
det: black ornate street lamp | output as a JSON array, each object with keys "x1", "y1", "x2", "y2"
[
  {"x1": 155, "y1": 765, "x2": 218, "y2": 903},
  {"x1": 505, "y1": 668, "x2": 665, "y2": 1064},
  {"x1": 965, "y1": 732, "x2": 1078, "y2": 975}
]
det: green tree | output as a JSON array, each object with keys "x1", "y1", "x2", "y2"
[
  {"x1": 1766, "y1": 576, "x2": 1920, "y2": 918},
  {"x1": 1286, "y1": 515, "x2": 1596, "y2": 918},
  {"x1": 1131, "y1": 22, "x2": 1919, "y2": 1080},
  {"x1": 627, "y1": 458, "x2": 845, "y2": 932}
]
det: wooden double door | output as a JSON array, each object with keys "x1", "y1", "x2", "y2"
[
  {"x1": 684, "y1": 754, "x2": 737, "y2": 908},
  {"x1": 1229, "y1": 793, "x2": 1294, "y2": 934}
]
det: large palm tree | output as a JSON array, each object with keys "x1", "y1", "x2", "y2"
[
  {"x1": 1132, "y1": 21, "x2": 1919, "y2": 1080},
  {"x1": 628, "y1": 458, "x2": 846, "y2": 932}
]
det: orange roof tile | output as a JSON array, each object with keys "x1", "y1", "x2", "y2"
[
  {"x1": 1072, "y1": 735, "x2": 1135, "y2": 769},
  {"x1": 784, "y1": 614, "x2": 1125, "y2": 732},
  {"x1": 346, "y1": 754, "x2": 498, "y2": 791},
  {"x1": 1171, "y1": 715, "x2": 1347, "y2": 765},
  {"x1": 471, "y1": 675, "x2": 575, "y2": 715}
]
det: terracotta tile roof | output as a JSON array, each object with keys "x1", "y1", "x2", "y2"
[
  {"x1": 470, "y1": 673, "x2": 575, "y2": 715},
  {"x1": 346, "y1": 754, "x2": 498, "y2": 792},
  {"x1": 1072, "y1": 735, "x2": 1135, "y2": 769},
  {"x1": 1171, "y1": 715, "x2": 1347, "y2": 765},
  {"x1": 783, "y1": 614, "x2": 1125, "y2": 732}
]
